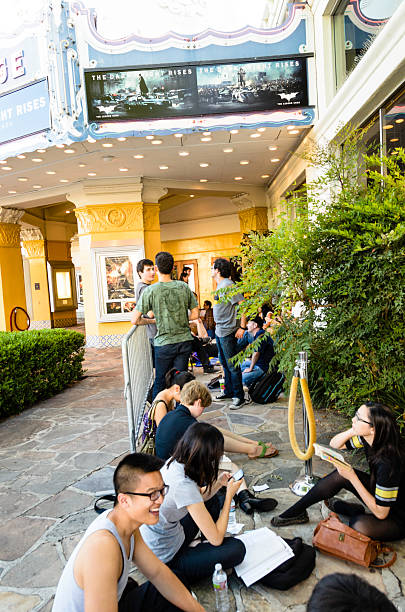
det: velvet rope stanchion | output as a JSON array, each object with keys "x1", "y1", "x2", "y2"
[{"x1": 9, "y1": 306, "x2": 30, "y2": 331}]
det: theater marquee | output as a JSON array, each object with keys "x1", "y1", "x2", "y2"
[{"x1": 85, "y1": 57, "x2": 308, "y2": 123}]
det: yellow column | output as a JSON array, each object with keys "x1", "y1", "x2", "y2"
[
  {"x1": 238, "y1": 206, "x2": 269, "y2": 234},
  {"x1": 0, "y1": 207, "x2": 26, "y2": 331},
  {"x1": 142, "y1": 185, "x2": 167, "y2": 260},
  {"x1": 21, "y1": 229, "x2": 51, "y2": 329},
  {"x1": 46, "y1": 238, "x2": 77, "y2": 328}
]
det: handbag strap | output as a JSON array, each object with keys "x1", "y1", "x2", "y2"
[
  {"x1": 94, "y1": 493, "x2": 116, "y2": 514},
  {"x1": 370, "y1": 545, "x2": 397, "y2": 569}
]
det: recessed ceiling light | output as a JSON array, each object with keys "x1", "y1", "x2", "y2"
[
  {"x1": 240, "y1": 160, "x2": 249, "y2": 165},
  {"x1": 179, "y1": 151, "x2": 189, "y2": 156},
  {"x1": 87, "y1": 137, "x2": 96, "y2": 143},
  {"x1": 17, "y1": 154, "x2": 26, "y2": 159},
  {"x1": 37, "y1": 149, "x2": 46, "y2": 153},
  {"x1": 234, "y1": 176, "x2": 243, "y2": 180},
  {"x1": 117, "y1": 137, "x2": 126, "y2": 141},
  {"x1": 395, "y1": 118, "x2": 404, "y2": 123},
  {"x1": 65, "y1": 210, "x2": 71, "y2": 214},
  {"x1": 119, "y1": 167, "x2": 129, "y2": 172},
  {"x1": 174, "y1": 133, "x2": 183, "y2": 138},
  {"x1": 46, "y1": 170, "x2": 56, "y2": 175},
  {"x1": 289, "y1": 130, "x2": 299, "y2": 135},
  {"x1": 88, "y1": 172, "x2": 97, "y2": 176},
  {"x1": 250, "y1": 133, "x2": 261, "y2": 138},
  {"x1": 383, "y1": 124, "x2": 393, "y2": 129},
  {"x1": 2, "y1": 166, "x2": 12, "y2": 170},
  {"x1": 257, "y1": 127, "x2": 266, "y2": 132},
  {"x1": 223, "y1": 147, "x2": 234, "y2": 153},
  {"x1": 287, "y1": 125, "x2": 295, "y2": 130},
  {"x1": 64, "y1": 148, "x2": 75, "y2": 154},
  {"x1": 133, "y1": 154, "x2": 144, "y2": 159},
  {"x1": 18, "y1": 177, "x2": 28, "y2": 182},
  {"x1": 102, "y1": 142, "x2": 113, "y2": 148},
  {"x1": 146, "y1": 135, "x2": 154, "y2": 140},
  {"x1": 200, "y1": 178, "x2": 208, "y2": 182},
  {"x1": 190, "y1": 194, "x2": 195, "y2": 198},
  {"x1": 261, "y1": 174, "x2": 270, "y2": 178},
  {"x1": 59, "y1": 179, "x2": 69, "y2": 183},
  {"x1": 56, "y1": 144, "x2": 65, "y2": 148},
  {"x1": 0, "y1": 160, "x2": 7, "y2": 164},
  {"x1": 268, "y1": 146, "x2": 277, "y2": 151},
  {"x1": 200, "y1": 137, "x2": 211, "y2": 142},
  {"x1": 151, "y1": 139, "x2": 162, "y2": 144},
  {"x1": 159, "y1": 165, "x2": 169, "y2": 170},
  {"x1": 199, "y1": 162, "x2": 209, "y2": 167},
  {"x1": 33, "y1": 185, "x2": 42, "y2": 189},
  {"x1": 8, "y1": 190, "x2": 17, "y2": 194},
  {"x1": 390, "y1": 138, "x2": 399, "y2": 142},
  {"x1": 230, "y1": 129, "x2": 239, "y2": 134},
  {"x1": 203, "y1": 131, "x2": 211, "y2": 136},
  {"x1": 32, "y1": 158, "x2": 43, "y2": 162},
  {"x1": 78, "y1": 163, "x2": 86, "y2": 167},
  {"x1": 271, "y1": 158, "x2": 280, "y2": 162}
]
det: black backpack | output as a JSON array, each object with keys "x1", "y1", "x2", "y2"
[
  {"x1": 249, "y1": 369, "x2": 285, "y2": 404},
  {"x1": 259, "y1": 537, "x2": 316, "y2": 590}
]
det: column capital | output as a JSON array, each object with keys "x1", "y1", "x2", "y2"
[
  {"x1": 67, "y1": 177, "x2": 143, "y2": 207},
  {"x1": 142, "y1": 182, "x2": 168, "y2": 203},
  {"x1": 0, "y1": 207, "x2": 24, "y2": 248},
  {"x1": 75, "y1": 203, "x2": 144, "y2": 235},
  {"x1": 231, "y1": 192, "x2": 256, "y2": 211},
  {"x1": 238, "y1": 207, "x2": 269, "y2": 233},
  {"x1": 21, "y1": 228, "x2": 44, "y2": 241},
  {"x1": 0, "y1": 206, "x2": 24, "y2": 224},
  {"x1": 23, "y1": 240, "x2": 46, "y2": 258}
]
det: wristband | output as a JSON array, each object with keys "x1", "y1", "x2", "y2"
[{"x1": 239, "y1": 326, "x2": 247, "y2": 330}]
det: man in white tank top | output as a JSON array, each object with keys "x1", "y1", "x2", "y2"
[{"x1": 53, "y1": 453, "x2": 204, "y2": 612}]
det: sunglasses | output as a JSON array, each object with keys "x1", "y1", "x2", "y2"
[
  {"x1": 122, "y1": 485, "x2": 169, "y2": 502},
  {"x1": 355, "y1": 410, "x2": 372, "y2": 426}
]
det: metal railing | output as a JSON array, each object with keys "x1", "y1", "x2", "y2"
[{"x1": 122, "y1": 325, "x2": 153, "y2": 452}]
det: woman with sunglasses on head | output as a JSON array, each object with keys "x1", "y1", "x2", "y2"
[
  {"x1": 141, "y1": 421, "x2": 246, "y2": 583},
  {"x1": 271, "y1": 402, "x2": 405, "y2": 541}
]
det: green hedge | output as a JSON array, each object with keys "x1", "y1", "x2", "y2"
[{"x1": 0, "y1": 329, "x2": 85, "y2": 418}]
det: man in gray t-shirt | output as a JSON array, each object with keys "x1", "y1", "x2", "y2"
[{"x1": 212, "y1": 258, "x2": 247, "y2": 409}]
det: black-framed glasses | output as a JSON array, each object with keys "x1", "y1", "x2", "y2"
[
  {"x1": 122, "y1": 485, "x2": 169, "y2": 502},
  {"x1": 355, "y1": 410, "x2": 372, "y2": 426}
]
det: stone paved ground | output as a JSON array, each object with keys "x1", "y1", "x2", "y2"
[{"x1": 1, "y1": 347, "x2": 405, "y2": 611}]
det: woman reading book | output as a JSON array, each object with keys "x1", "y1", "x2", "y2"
[
  {"x1": 140, "y1": 421, "x2": 246, "y2": 582},
  {"x1": 271, "y1": 402, "x2": 405, "y2": 541}
]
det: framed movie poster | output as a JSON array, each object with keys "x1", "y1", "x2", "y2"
[{"x1": 92, "y1": 246, "x2": 144, "y2": 322}]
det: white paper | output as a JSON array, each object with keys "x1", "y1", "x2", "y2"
[
  {"x1": 227, "y1": 522, "x2": 245, "y2": 535},
  {"x1": 235, "y1": 527, "x2": 294, "y2": 587},
  {"x1": 252, "y1": 484, "x2": 270, "y2": 492}
]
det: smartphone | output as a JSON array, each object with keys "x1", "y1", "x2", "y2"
[{"x1": 231, "y1": 468, "x2": 244, "y2": 481}]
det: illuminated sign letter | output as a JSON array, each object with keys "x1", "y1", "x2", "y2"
[
  {"x1": 13, "y1": 50, "x2": 25, "y2": 79},
  {"x1": 0, "y1": 58, "x2": 8, "y2": 84}
]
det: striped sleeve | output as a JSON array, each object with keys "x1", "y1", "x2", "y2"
[
  {"x1": 374, "y1": 461, "x2": 400, "y2": 507},
  {"x1": 345, "y1": 435, "x2": 364, "y2": 450}
]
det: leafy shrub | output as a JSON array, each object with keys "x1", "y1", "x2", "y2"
[
  {"x1": 0, "y1": 329, "x2": 85, "y2": 418},
  {"x1": 225, "y1": 134, "x2": 405, "y2": 419}
]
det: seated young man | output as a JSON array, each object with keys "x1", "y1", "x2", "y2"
[
  {"x1": 155, "y1": 380, "x2": 277, "y2": 514},
  {"x1": 52, "y1": 454, "x2": 204, "y2": 612},
  {"x1": 237, "y1": 315, "x2": 275, "y2": 388}
]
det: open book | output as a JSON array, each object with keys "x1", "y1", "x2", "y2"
[
  {"x1": 235, "y1": 527, "x2": 294, "y2": 587},
  {"x1": 313, "y1": 443, "x2": 351, "y2": 468}
]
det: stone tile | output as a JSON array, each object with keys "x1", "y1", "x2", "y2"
[
  {"x1": 0, "y1": 419, "x2": 53, "y2": 450},
  {"x1": 0, "y1": 516, "x2": 54, "y2": 561},
  {"x1": 1, "y1": 542, "x2": 64, "y2": 588},
  {"x1": 13, "y1": 469, "x2": 85, "y2": 497},
  {"x1": 199, "y1": 410, "x2": 224, "y2": 420},
  {"x1": 61, "y1": 533, "x2": 82, "y2": 561},
  {"x1": 0, "y1": 469, "x2": 22, "y2": 483},
  {"x1": 0, "y1": 491, "x2": 39, "y2": 520},
  {"x1": 29, "y1": 489, "x2": 91, "y2": 519},
  {"x1": 38, "y1": 598, "x2": 54, "y2": 611},
  {"x1": 72, "y1": 451, "x2": 116, "y2": 471},
  {"x1": 232, "y1": 424, "x2": 257, "y2": 435},
  {"x1": 0, "y1": 592, "x2": 41, "y2": 611},
  {"x1": 229, "y1": 414, "x2": 264, "y2": 427},
  {"x1": 46, "y1": 509, "x2": 94, "y2": 541},
  {"x1": 73, "y1": 466, "x2": 115, "y2": 493}
]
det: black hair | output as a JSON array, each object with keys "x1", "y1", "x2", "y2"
[
  {"x1": 165, "y1": 368, "x2": 195, "y2": 389},
  {"x1": 365, "y1": 402, "x2": 405, "y2": 487},
  {"x1": 136, "y1": 258, "x2": 154, "y2": 277},
  {"x1": 169, "y1": 422, "x2": 224, "y2": 490},
  {"x1": 261, "y1": 303, "x2": 271, "y2": 319},
  {"x1": 251, "y1": 315, "x2": 263, "y2": 328},
  {"x1": 155, "y1": 251, "x2": 174, "y2": 274},
  {"x1": 213, "y1": 257, "x2": 231, "y2": 279},
  {"x1": 307, "y1": 572, "x2": 397, "y2": 611},
  {"x1": 182, "y1": 266, "x2": 191, "y2": 274},
  {"x1": 204, "y1": 300, "x2": 212, "y2": 308},
  {"x1": 114, "y1": 453, "x2": 164, "y2": 502}
]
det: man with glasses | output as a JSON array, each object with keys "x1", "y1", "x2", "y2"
[{"x1": 53, "y1": 453, "x2": 204, "y2": 612}]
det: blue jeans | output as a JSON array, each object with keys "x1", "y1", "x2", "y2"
[
  {"x1": 153, "y1": 341, "x2": 192, "y2": 398},
  {"x1": 215, "y1": 332, "x2": 244, "y2": 401},
  {"x1": 241, "y1": 359, "x2": 264, "y2": 387}
]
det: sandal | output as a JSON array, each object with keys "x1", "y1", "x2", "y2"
[{"x1": 249, "y1": 441, "x2": 279, "y2": 459}]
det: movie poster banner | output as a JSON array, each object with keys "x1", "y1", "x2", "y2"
[{"x1": 85, "y1": 57, "x2": 308, "y2": 122}]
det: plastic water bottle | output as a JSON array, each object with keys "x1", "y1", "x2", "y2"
[
  {"x1": 227, "y1": 498, "x2": 236, "y2": 530},
  {"x1": 212, "y1": 563, "x2": 230, "y2": 611}
]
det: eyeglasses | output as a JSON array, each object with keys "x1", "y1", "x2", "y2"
[
  {"x1": 122, "y1": 485, "x2": 169, "y2": 502},
  {"x1": 355, "y1": 410, "x2": 372, "y2": 426}
]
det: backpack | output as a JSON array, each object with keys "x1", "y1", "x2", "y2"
[
  {"x1": 259, "y1": 537, "x2": 316, "y2": 590},
  {"x1": 249, "y1": 369, "x2": 285, "y2": 404}
]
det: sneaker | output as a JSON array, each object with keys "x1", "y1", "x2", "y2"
[
  {"x1": 230, "y1": 397, "x2": 246, "y2": 409},
  {"x1": 215, "y1": 392, "x2": 233, "y2": 400},
  {"x1": 271, "y1": 511, "x2": 309, "y2": 527}
]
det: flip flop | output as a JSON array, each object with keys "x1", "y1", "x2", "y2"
[{"x1": 250, "y1": 441, "x2": 279, "y2": 459}]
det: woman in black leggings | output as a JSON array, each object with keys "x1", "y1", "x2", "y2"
[{"x1": 272, "y1": 402, "x2": 405, "y2": 541}]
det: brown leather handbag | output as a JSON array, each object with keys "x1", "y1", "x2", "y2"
[{"x1": 313, "y1": 512, "x2": 396, "y2": 568}]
